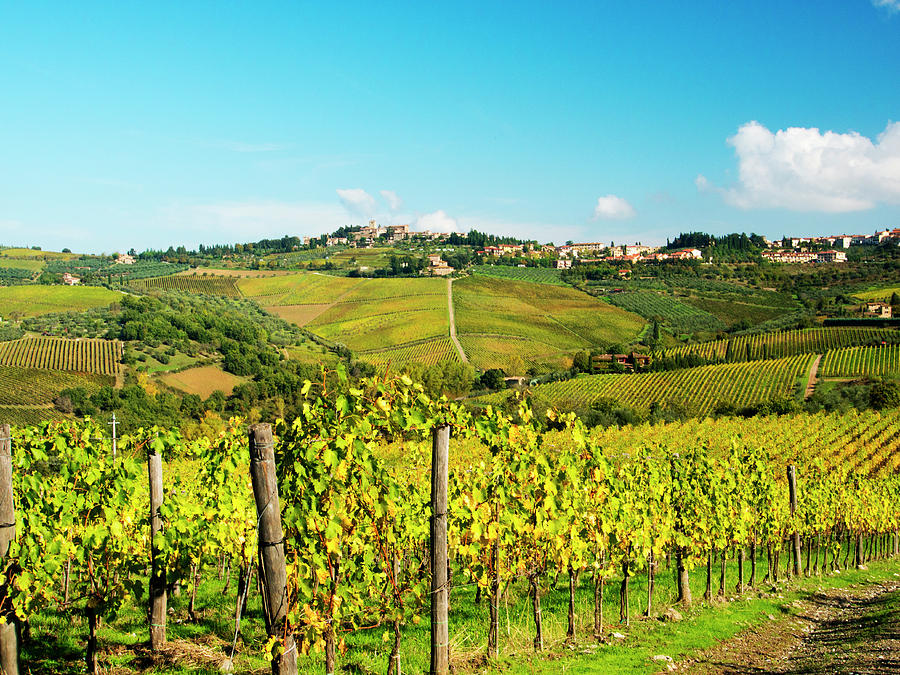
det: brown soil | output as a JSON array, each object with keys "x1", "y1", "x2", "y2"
[{"x1": 676, "y1": 580, "x2": 900, "y2": 674}]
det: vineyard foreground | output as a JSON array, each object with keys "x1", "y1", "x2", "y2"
[{"x1": 2, "y1": 374, "x2": 899, "y2": 674}]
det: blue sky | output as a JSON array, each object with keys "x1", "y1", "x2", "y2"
[{"x1": 1, "y1": 1, "x2": 899, "y2": 253}]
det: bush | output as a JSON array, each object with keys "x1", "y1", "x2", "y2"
[{"x1": 870, "y1": 379, "x2": 900, "y2": 410}]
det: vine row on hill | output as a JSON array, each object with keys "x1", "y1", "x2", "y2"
[{"x1": 0, "y1": 336, "x2": 121, "y2": 375}]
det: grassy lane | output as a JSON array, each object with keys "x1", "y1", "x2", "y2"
[{"x1": 20, "y1": 538, "x2": 899, "y2": 673}]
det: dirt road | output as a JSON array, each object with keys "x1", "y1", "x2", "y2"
[
  {"x1": 804, "y1": 354, "x2": 822, "y2": 399},
  {"x1": 447, "y1": 278, "x2": 468, "y2": 364},
  {"x1": 677, "y1": 579, "x2": 900, "y2": 674}
]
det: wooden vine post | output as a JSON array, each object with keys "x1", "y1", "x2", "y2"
[
  {"x1": 148, "y1": 437, "x2": 167, "y2": 649},
  {"x1": 248, "y1": 424, "x2": 297, "y2": 675},
  {"x1": 430, "y1": 425, "x2": 450, "y2": 675},
  {"x1": 787, "y1": 465, "x2": 801, "y2": 578},
  {"x1": 0, "y1": 424, "x2": 19, "y2": 675}
]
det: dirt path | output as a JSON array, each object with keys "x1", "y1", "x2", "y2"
[
  {"x1": 677, "y1": 579, "x2": 900, "y2": 674},
  {"x1": 447, "y1": 278, "x2": 468, "y2": 364},
  {"x1": 804, "y1": 354, "x2": 822, "y2": 399}
]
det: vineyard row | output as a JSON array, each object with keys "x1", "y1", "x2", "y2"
[{"x1": 0, "y1": 337, "x2": 121, "y2": 375}]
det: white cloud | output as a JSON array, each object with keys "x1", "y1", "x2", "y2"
[
  {"x1": 593, "y1": 195, "x2": 636, "y2": 220},
  {"x1": 701, "y1": 120, "x2": 900, "y2": 212},
  {"x1": 336, "y1": 188, "x2": 378, "y2": 218},
  {"x1": 415, "y1": 210, "x2": 460, "y2": 233},
  {"x1": 380, "y1": 190, "x2": 404, "y2": 211},
  {"x1": 873, "y1": 0, "x2": 900, "y2": 12}
]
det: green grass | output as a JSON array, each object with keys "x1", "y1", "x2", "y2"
[
  {"x1": 0, "y1": 257, "x2": 44, "y2": 272},
  {"x1": 237, "y1": 272, "x2": 363, "y2": 304},
  {"x1": 310, "y1": 292, "x2": 444, "y2": 325},
  {"x1": 312, "y1": 308, "x2": 449, "y2": 351},
  {"x1": 459, "y1": 335, "x2": 573, "y2": 374},
  {"x1": 541, "y1": 557, "x2": 900, "y2": 674},
  {"x1": 471, "y1": 265, "x2": 567, "y2": 285},
  {"x1": 283, "y1": 342, "x2": 341, "y2": 366},
  {"x1": 0, "y1": 285, "x2": 122, "y2": 318},
  {"x1": 19, "y1": 533, "x2": 900, "y2": 674},
  {"x1": 135, "y1": 348, "x2": 204, "y2": 374},
  {"x1": 454, "y1": 276, "x2": 645, "y2": 358},
  {"x1": 292, "y1": 277, "x2": 450, "y2": 353},
  {"x1": 339, "y1": 276, "x2": 446, "y2": 301}
]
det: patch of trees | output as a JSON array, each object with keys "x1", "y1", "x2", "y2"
[{"x1": 445, "y1": 229, "x2": 530, "y2": 248}]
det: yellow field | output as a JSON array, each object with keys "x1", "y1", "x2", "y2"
[
  {"x1": 237, "y1": 272, "x2": 363, "y2": 304},
  {"x1": 0, "y1": 248, "x2": 77, "y2": 260},
  {"x1": 0, "y1": 286, "x2": 122, "y2": 318},
  {"x1": 458, "y1": 335, "x2": 573, "y2": 374},
  {"x1": 179, "y1": 268, "x2": 295, "y2": 278},
  {"x1": 854, "y1": 286, "x2": 900, "y2": 302},
  {"x1": 268, "y1": 304, "x2": 333, "y2": 326},
  {"x1": 0, "y1": 258, "x2": 44, "y2": 272},
  {"x1": 453, "y1": 276, "x2": 645, "y2": 370},
  {"x1": 160, "y1": 365, "x2": 246, "y2": 398}
]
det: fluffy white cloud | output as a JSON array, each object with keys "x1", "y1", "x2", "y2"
[
  {"x1": 699, "y1": 120, "x2": 900, "y2": 212},
  {"x1": 380, "y1": 190, "x2": 404, "y2": 211},
  {"x1": 336, "y1": 188, "x2": 378, "y2": 218},
  {"x1": 593, "y1": 195, "x2": 636, "y2": 220},
  {"x1": 415, "y1": 210, "x2": 459, "y2": 233}
]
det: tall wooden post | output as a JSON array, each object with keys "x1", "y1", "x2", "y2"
[
  {"x1": 248, "y1": 424, "x2": 297, "y2": 675},
  {"x1": 787, "y1": 465, "x2": 801, "y2": 578},
  {"x1": 430, "y1": 425, "x2": 450, "y2": 675},
  {"x1": 0, "y1": 424, "x2": 19, "y2": 675},
  {"x1": 148, "y1": 440, "x2": 167, "y2": 649}
]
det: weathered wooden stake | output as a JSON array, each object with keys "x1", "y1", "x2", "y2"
[
  {"x1": 248, "y1": 423, "x2": 297, "y2": 675},
  {"x1": 676, "y1": 546, "x2": 691, "y2": 607},
  {"x1": 0, "y1": 424, "x2": 20, "y2": 675},
  {"x1": 430, "y1": 424, "x2": 450, "y2": 675},
  {"x1": 148, "y1": 438, "x2": 167, "y2": 650},
  {"x1": 787, "y1": 465, "x2": 802, "y2": 577},
  {"x1": 566, "y1": 564, "x2": 576, "y2": 643},
  {"x1": 530, "y1": 576, "x2": 543, "y2": 652}
]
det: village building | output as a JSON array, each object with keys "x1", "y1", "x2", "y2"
[
  {"x1": 816, "y1": 250, "x2": 847, "y2": 263},
  {"x1": 591, "y1": 352, "x2": 651, "y2": 372},
  {"x1": 569, "y1": 242, "x2": 607, "y2": 256},
  {"x1": 865, "y1": 302, "x2": 893, "y2": 318},
  {"x1": 670, "y1": 248, "x2": 702, "y2": 260},
  {"x1": 386, "y1": 224, "x2": 409, "y2": 242},
  {"x1": 426, "y1": 254, "x2": 454, "y2": 276},
  {"x1": 114, "y1": 253, "x2": 136, "y2": 264},
  {"x1": 62, "y1": 272, "x2": 80, "y2": 285}
]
